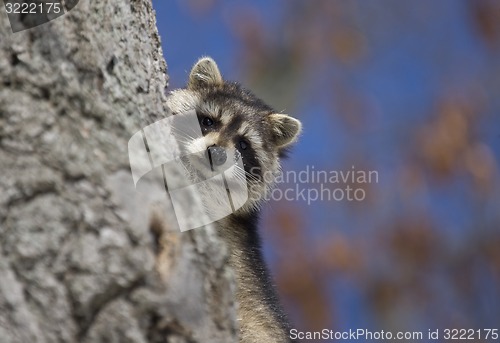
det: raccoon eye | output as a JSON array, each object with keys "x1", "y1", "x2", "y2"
[
  {"x1": 201, "y1": 116, "x2": 214, "y2": 127},
  {"x1": 239, "y1": 140, "x2": 248, "y2": 150}
]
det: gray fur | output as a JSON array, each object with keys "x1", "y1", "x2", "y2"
[
  {"x1": 188, "y1": 57, "x2": 224, "y2": 90},
  {"x1": 166, "y1": 57, "x2": 301, "y2": 343}
]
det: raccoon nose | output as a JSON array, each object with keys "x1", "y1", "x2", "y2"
[{"x1": 207, "y1": 145, "x2": 227, "y2": 167}]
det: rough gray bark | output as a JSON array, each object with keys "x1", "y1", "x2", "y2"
[{"x1": 0, "y1": 1, "x2": 238, "y2": 342}]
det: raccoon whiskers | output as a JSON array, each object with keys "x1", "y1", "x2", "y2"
[
  {"x1": 165, "y1": 56, "x2": 301, "y2": 343},
  {"x1": 232, "y1": 165, "x2": 260, "y2": 185},
  {"x1": 169, "y1": 126, "x2": 199, "y2": 145}
]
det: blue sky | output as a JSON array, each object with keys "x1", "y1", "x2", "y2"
[{"x1": 152, "y1": 1, "x2": 500, "y2": 338}]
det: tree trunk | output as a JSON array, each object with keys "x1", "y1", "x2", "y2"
[{"x1": 0, "y1": 1, "x2": 238, "y2": 342}]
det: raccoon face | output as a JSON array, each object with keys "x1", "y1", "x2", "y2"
[{"x1": 166, "y1": 57, "x2": 301, "y2": 213}]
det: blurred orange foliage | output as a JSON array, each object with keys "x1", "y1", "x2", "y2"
[{"x1": 184, "y1": 0, "x2": 500, "y2": 335}]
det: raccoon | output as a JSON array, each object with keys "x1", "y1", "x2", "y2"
[{"x1": 165, "y1": 57, "x2": 301, "y2": 343}]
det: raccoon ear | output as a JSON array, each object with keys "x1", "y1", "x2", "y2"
[
  {"x1": 269, "y1": 113, "x2": 302, "y2": 147},
  {"x1": 188, "y1": 57, "x2": 223, "y2": 90}
]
